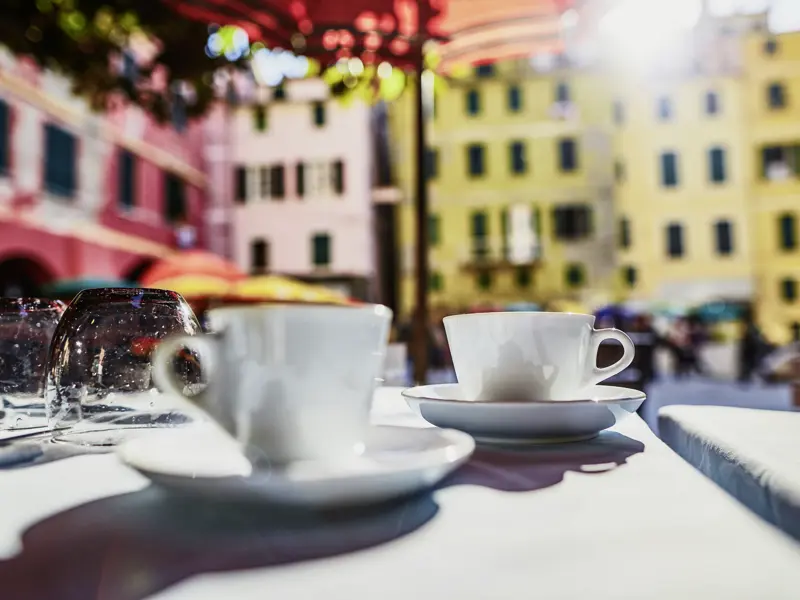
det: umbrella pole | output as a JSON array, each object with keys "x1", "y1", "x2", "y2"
[{"x1": 411, "y1": 44, "x2": 429, "y2": 385}]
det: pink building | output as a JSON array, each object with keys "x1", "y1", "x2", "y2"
[
  {"x1": 0, "y1": 49, "x2": 213, "y2": 296},
  {"x1": 221, "y1": 76, "x2": 381, "y2": 300}
]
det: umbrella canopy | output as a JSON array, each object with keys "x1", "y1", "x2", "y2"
[
  {"x1": 227, "y1": 275, "x2": 355, "y2": 305},
  {"x1": 165, "y1": 0, "x2": 575, "y2": 69},
  {"x1": 139, "y1": 251, "x2": 244, "y2": 287},
  {"x1": 689, "y1": 300, "x2": 747, "y2": 324}
]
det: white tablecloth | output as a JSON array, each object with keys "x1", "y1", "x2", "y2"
[
  {"x1": 1, "y1": 388, "x2": 799, "y2": 599},
  {"x1": 659, "y1": 405, "x2": 800, "y2": 542}
]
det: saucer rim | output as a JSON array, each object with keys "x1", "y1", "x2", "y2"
[
  {"x1": 118, "y1": 424, "x2": 476, "y2": 485},
  {"x1": 401, "y1": 383, "x2": 646, "y2": 405}
]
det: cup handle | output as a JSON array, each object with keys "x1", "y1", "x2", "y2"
[
  {"x1": 151, "y1": 334, "x2": 218, "y2": 401},
  {"x1": 584, "y1": 328, "x2": 635, "y2": 388}
]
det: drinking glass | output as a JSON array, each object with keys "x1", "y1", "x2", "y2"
[
  {"x1": 45, "y1": 288, "x2": 205, "y2": 447},
  {"x1": 0, "y1": 298, "x2": 64, "y2": 430}
]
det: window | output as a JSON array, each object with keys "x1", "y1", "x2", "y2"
[
  {"x1": 251, "y1": 239, "x2": 269, "y2": 273},
  {"x1": 709, "y1": 147, "x2": 727, "y2": 183},
  {"x1": 304, "y1": 162, "x2": 335, "y2": 197},
  {"x1": 656, "y1": 96, "x2": 673, "y2": 121},
  {"x1": 164, "y1": 173, "x2": 186, "y2": 223},
  {"x1": 253, "y1": 105, "x2": 267, "y2": 131},
  {"x1": 509, "y1": 141, "x2": 526, "y2": 175},
  {"x1": 558, "y1": 138, "x2": 578, "y2": 172},
  {"x1": 234, "y1": 166, "x2": 247, "y2": 203},
  {"x1": 312, "y1": 102, "x2": 326, "y2": 126},
  {"x1": 714, "y1": 220, "x2": 734, "y2": 255},
  {"x1": 270, "y1": 165, "x2": 285, "y2": 198},
  {"x1": 508, "y1": 85, "x2": 522, "y2": 112},
  {"x1": 475, "y1": 64, "x2": 495, "y2": 78},
  {"x1": 619, "y1": 217, "x2": 631, "y2": 249},
  {"x1": 425, "y1": 148, "x2": 438, "y2": 180},
  {"x1": 476, "y1": 270, "x2": 492, "y2": 290},
  {"x1": 614, "y1": 160, "x2": 625, "y2": 183},
  {"x1": 552, "y1": 204, "x2": 592, "y2": 241},
  {"x1": 296, "y1": 162, "x2": 305, "y2": 197},
  {"x1": 623, "y1": 266, "x2": 637, "y2": 288},
  {"x1": 312, "y1": 233, "x2": 331, "y2": 267},
  {"x1": 121, "y1": 50, "x2": 138, "y2": 81},
  {"x1": 171, "y1": 95, "x2": 187, "y2": 133},
  {"x1": 44, "y1": 123, "x2": 77, "y2": 198},
  {"x1": 471, "y1": 210, "x2": 488, "y2": 258},
  {"x1": 429, "y1": 271, "x2": 444, "y2": 292},
  {"x1": 661, "y1": 152, "x2": 679, "y2": 187},
  {"x1": 467, "y1": 144, "x2": 485, "y2": 177},
  {"x1": 779, "y1": 214, "x2": 796, "y2": 250},
  {"x1": 515, "y1": 266, "x2": 532, "y2": 288},
  {"x1": 705, "y1": 91, "x2": 720, "y2": 116},
  {"x1": 612, "y1": 99, "x2": 625, "y2": 125},
  {"x1": 555, "y1": 81, "x2": 570, "y2": 103},
  {"x1": 765, "y1": 38, "x2": 779, "y2": 55},
  {"x1": 428, "y1": 214, "x2": 440, "y2": 246},
  {"x1": 768, "y1": 83, "x2": 786, "y2": 109},
  {"x1": 273, "y1": 83, "x2": 286, "y2": 100},
  {"x1": 666, "y1": 223, "x2": 684, "y2": 258},
  {"x1": 791, "y1": 322, "x2": 800, "y2": 342},
  {"x1": 0, "y1": 99, "x2": 8, "y2": 174},
  {"x1": 260, "y1": 166, "x2": 269, "y2": 197},
  {"x1": 118, "y1": 149, "x2": 136, "y2": 210},
  {"x1": 465, "y1": 89, "x2": 480, "y2": 115},
  {"x1": 331, "y1": 160, "x2": 345, "y2": 195},
  {"x1": 781, "y1": 278, "x2": 797, "y2": 302},
  {"x1": 565, "y1": 263, "x2": 585, "y2": 288}
]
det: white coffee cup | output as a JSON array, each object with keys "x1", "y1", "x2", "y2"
[
  {"x1": 443, "y1": 312, "x2": 634, "y2": 402},
  {"x1": 151, "y1": 304, "x2": 392, "y2": 464}
]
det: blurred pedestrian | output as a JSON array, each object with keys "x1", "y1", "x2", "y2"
[{"x1": 738, "y1": 307, "x2": 770, "y2": 383}]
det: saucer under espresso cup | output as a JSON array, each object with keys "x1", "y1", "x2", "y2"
[
  {"x1": 402, "y1": 383, "x2": 645, "y2": 444},
  {"x1": 117, "y1": 424, "x2": 475, "y2": 508},
  {"x1": 444, "y1": 311, "x2": 635, "y2": 402},
  {"x1": 152, "y1": 304, "x2": 393, "y2": 465}
]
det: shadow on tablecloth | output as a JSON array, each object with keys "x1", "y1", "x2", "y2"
[{"x1": 0, "y1": 431, "x2": 643, "y2": 600}]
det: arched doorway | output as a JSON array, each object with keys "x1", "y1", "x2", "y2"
[{"x1": 0, "y1": 257, "x2": 55, "y2": 297}]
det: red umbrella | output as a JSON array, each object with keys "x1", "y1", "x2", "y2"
[{"x1": 139, "y1": 250, "x2": 244, "y2": 287}]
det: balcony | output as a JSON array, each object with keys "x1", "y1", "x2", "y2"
[{"x1": 460, "y1": 238, "x2": 543, "y2": 271}]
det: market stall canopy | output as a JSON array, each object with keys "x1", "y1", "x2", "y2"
[
  {"x1": 227, "y1": 275, "x2": 356, "y2": 305},
  {"x1": 144, "y1": 274, "x2": 234, "y2": 300},
  {"x1": 164, "y1": 0, "x2": 577, "y2": 69},
  {"x1": 139, "y1": 251, "x2": 244, "y2": 287}
]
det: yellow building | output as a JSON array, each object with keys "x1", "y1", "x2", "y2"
[
  {"x1": 391, "y1": 59, "x2": 617, "y2": 318},
  {"x1": 391, "y1": 9, "x2": 800, "y2": 342},
  {"x1": 744, "y1": 29, "x2": 800, "y2": 343}
]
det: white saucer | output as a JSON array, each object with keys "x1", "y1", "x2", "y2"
[
  {"x1": 117, "y1": 425, "x2": 475, "y2": 509},
  {"x1": 402, "y1": 384, "x2": 645, "y2": 444}
]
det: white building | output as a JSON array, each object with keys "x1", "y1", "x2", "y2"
[{"x1": 226, "y1": 77, "x2": 377, "y2": 299}]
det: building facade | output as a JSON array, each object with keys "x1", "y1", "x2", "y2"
[
  {"x1": 0, "y1": 48, "x2": 209, "y2": 296},
  {"x1": 226, "y1": 77, "x2": 377, "y2": 300},
  {"x1": 391, "y1": 8, "x2": 800, "y2": 343},
  {"x1": 392, "y1": 60, "x2": 617, "y2": 317}
]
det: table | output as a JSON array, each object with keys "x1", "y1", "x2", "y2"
[
  {"x1": 659, "y1": 404, "x2": 800, "y2": 542},
  {"x1": 1, "y1": 388, "x2": 799, "y2": 600}
]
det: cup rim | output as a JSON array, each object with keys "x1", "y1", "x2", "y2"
[
  {"x1": 208, "y1": 302, "x2": 393, "y2": 319},
  {"x1": 444, "y1": 311, "x2": 593, "y2": 322}
]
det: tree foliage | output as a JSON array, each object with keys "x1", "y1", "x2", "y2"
[{"x1": 0, "y1": 0, "x2": 239, "y2": 121}]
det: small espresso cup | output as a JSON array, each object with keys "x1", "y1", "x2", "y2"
[
  {"x1": 151, "y1": 304, "x2": 392, "y2": 464},
  {"x1": 443, "y1": 312, "x2": 635, "y2": 402}
]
